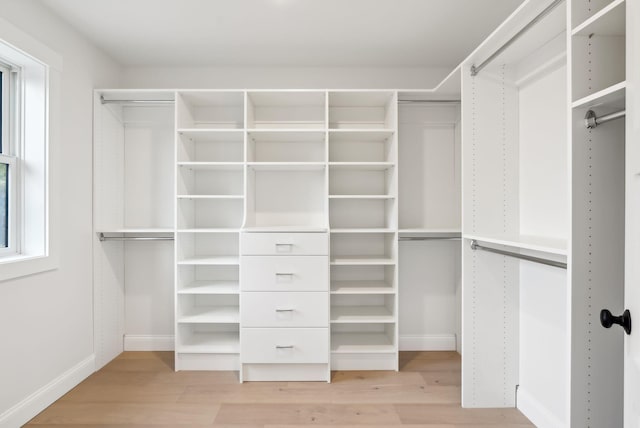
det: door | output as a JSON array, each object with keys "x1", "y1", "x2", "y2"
[{"x1": 626, "y1": 0, "x2": 640, "y2": 425}]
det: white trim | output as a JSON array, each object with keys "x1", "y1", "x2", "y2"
[
  {"x1": 517, "y1": 386, "x2": 565, "y2": 428},
  {"x1": 0, "y1": 17, "x2": 63, "y2": 72},
  {"x1": 123, "y1": 334, "x2": 175, "y2": 351},
  {"x1": 399, "y1": 334, "x2": 457, "y2": 351},
  {"x1": 0, "y1": 354, "x2": 94, "y2": 427}
]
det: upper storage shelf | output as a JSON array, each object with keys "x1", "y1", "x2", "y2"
[
  {"x1": 571, "y1": 0, "x2": 624, "y2": 30},
  {"x1": 177, "y1": 91, "x2": 245, "y2": 129},
  {"x1": 329, "y1": 92, "x2": 396, "y2": 130},
  {"x1": 246, "y1": 91, "x2": 326, "y2": 129}
]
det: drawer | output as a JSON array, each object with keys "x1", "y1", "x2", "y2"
[
  {"x1": 241, "y1": 256, "x2": 328, "y2": 291},
  {"x1": 241, "y1": 328, "x2": 328, "y2": 364},
  {"x1": 241, "y1": 292, "x2": 328, "y2": 327},
  {"x1": 241, "y1": 232, "x2": 328, "y2": 256}
]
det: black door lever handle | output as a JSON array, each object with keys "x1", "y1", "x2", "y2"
[{"x1": 600, "y1": 309, "x2": 631, "y2": 335}]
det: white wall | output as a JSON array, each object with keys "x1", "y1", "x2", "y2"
[
  {"x1": 122, "y1": 65, "x2": 451, "y2": 89},
  {"x1": 0, "y1": 0, "x2": 121, "y2": 425}
]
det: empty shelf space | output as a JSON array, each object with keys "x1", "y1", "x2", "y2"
[
  {"x1": 331, "y1": 256, "x2": 396, "y2": 265},
  {"x1": 177, "y1": 229, "x2": 241, "y2": 233},
  {"x1": 177, "y1": 306, "x2": 240, "y2": 324},
  {"x1": 329, "y1": 195, "x2": 394, "y2": 200},
  {"x1": 572, "y1": 81, "x2": 626, "y2": 108},
  {"x1": 331, "y1": 332, "x2": 395, "y2": 353},
  {"x1": 399, "y1": 229, "x2": 461, "y2": 238},
  {"x1": 331, "y1": 306, "x2": 395, "y2": 323},
  {"x1": 242, "y1": 225, "x2": 329, "y2": 233},
  {"x1": 247, "y1": 162, "x2": 326, "y2": 171},
  {"x1": 464, "y1": 234, "x2": 567, "y2": 256},
  {"x1": 331, "y1": 281, "x2": 395, "y2": 294},
  {"x1": 329, "y1": 162, "x2": 394, "y2": 171},
  {"x1": 572, "y1": 0, "x2": 626, "y2": 36},
  {"x1": 177, "y1": 256, "x2": 240, "y2": 266},
  {"x1": 177, "y1": 129, "x2": 245, "y2": 137},
  {"x1": 176, "y1": 332, "x2": 240, "y2": 354},
  {"x1": 176, "y1": 91, "x2": 244, "y2": 129},
  {"x1": 328, "y1": 129, "x2": 395, "y2": 139},
  {"x1": 330, "y1": 228, "x2": 396, "y2": 234},
  {"x1": 178, "y1": 280, "x2": 240, "y2": 295}
]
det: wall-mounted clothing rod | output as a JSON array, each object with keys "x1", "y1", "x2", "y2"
[
  {"x1": 399, "y1": 237, "x2": 461, "y2": 241},
  {"x1": 99, "y1": 233, "x2": 174, "y2": 242},
  {"x1": 584, "y1": 109, "x2": 626, "y2": 129},
  {"x1": 470, "y1": 239, "x2": 567, "y2": 269},
  {"x1": 470, "y1": 0, "x2": 565, "y2": 76},
  {"x1": 100, "y1": 96, "x2": 175, "y2": 105},
  {"x1": 398, "y1": 99, "x2": 461, "y2": 104}
]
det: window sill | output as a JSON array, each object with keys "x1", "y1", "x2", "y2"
[{"x1": 0, "y1": 253, "x2": 57, "y2": 282}]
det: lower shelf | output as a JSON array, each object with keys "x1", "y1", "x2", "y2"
[
  {"x1": 330, "y1": 306, "x2": 395, "y2": 323},
  {"x1": 176, "y1": 332, "x2": 240, "y2": 354},
  {"x1": 177, "y1": 306, "x2": 240, "y2": 323},
  {"x1": 331, "y1": 332, "x2": 395, "y2": 353}
]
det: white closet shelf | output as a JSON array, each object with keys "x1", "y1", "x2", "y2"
[
  {"x1": 246, "y1": 162, "x2": 326, "y2": 171},
  {"x1": 249, "y1": 124, "x2": 326, "y2": 131},
  {"x1": 329, "y1": 195, "x2": 395, "y2": 200},
  {"x1": 177, "y1": 229, "x2": 241, "y2": 233},
  {"x1": 177, "y1": 256, "x2": 240, "y2": 266},
  {"x1": 177, "y1": 306, "x2": 240, "y2": 324},
  {"x1": 328, "y1": 130, "x2": 394, "y2": 141},
  {"x1": 463, "y1": 234, "x2": 567, "y2": 256},
  {"x1": 176, "y1": 195, "x2": 244, "y2": 199},
  {"x1": 177, "y1": 129, "x2": 245, "y2": 138},
  {"x1": 399, "y1": 229, "x2": 461, "y2": 238},
  {"x1": 98, "y1": 228, "x2": 174, "y2": 234},
  {"x1": 178, "y1": 281, "x2": 240, "y2": 295},
  {"x1": 330, "y1": 257, "x2": 396, "y2": 266},
  {"x1": 242, "y1": 225, "x2": 328, "y2": 233},
  {"x1": 331, "y1": 281, "x2": 395, "y2": 295},
  {"x1": 177, "y1": 162, "x2": 244, "y2": 170},
  {"x1": 572, "y1": 81, "x2": 626, "y2": 109},
  {"x1": 330, "y1": 306, "x2": 395, "y2": 323},
  {"x1": 330, "y1": 228, "x2": 395, "y2": 233},
  {"x1": 572, "y1": 0, "x2": 625, "y2": 36},
  {"x1": 176, "y1": 332, "x2": 240, "y2": 354},
  {"x1": 247, "y1": 129, "x2": 326, "y2": 139},
  {"x1": 331, "y1": 332, "x2": 395, "y2": 353},
  {"x1": 328, "y1": 162, "x2": 395, "y2": 171}
]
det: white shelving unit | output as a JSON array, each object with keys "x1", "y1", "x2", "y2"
[
  {"x1": 328, "y1": 91, "x2": 399, "y2": 371},
  {"x1": 174, "y1": 91, "x2": 245, "y2": 371}
]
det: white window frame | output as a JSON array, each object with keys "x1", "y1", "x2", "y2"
[
  {"x1": 0, "y1": 16, "x2": 63, "y2": 281},
  {"x1": 0, "y1": 60, "x2": 19, "y2": 256}
]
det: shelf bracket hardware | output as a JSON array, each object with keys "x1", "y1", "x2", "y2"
[
  {"x1": 470, "y1": 239, "x2": 567, "y2": 269},
  {"x1": 584, "y1": 109, "x2": 626, "y2": 129},
  {"x1": 470, "y1": 0, "x2": 565, "y2": 77}
]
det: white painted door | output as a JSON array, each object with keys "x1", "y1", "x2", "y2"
[{"x1": 626, "y1": 0, "x2": 640, "y2": 426}]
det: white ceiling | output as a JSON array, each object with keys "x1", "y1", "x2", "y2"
[{"x1": 39, "y1": 0, "x2": 524, "y2": 68}]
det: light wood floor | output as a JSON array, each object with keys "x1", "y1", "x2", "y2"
[{"x1": 26, "y1": 351, "x2": 533, "y2": 427}]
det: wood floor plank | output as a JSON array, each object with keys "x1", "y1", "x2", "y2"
[
  {"x1": 214, "y1": 403, "x2": 402, "y2": 425},
  {"x1": 27, "y1": 403, "x2": 220, "y2": 425},
  {"x1": 394, "y1": 404, "x2": 534, "y2": 425},
  {"x1": 59, "y1": 383, "x2": 186, "y2": 403}
]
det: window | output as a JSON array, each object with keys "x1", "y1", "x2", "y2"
[{"x1": 0, "y1": 60, "x2": 17, "y2": 255}]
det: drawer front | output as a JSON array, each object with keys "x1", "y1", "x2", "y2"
[
  {"x1": 241, "y1": 328, "x2": 328, "y2": 364},
  {"x1": 241, "y1": 292, "x2": 328, "y2": 327},
  {"x1": 241, "y1": 256, "x2": 328, "y2": 291},
  {"x1": 241, "y1": 232, "x2": 328, "y2": 256}
]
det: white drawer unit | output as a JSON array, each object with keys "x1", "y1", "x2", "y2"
[
  {"x1": 241, "y1": 328, "x2": 329, "y2": 364},
  {"x1": 241, "y1": 292, "x2": 328, "y2": 327},
  {"x1": 240, "y1": 255, "x2": 329, "y2": 291},
  {"x1": 241, "y1": 232, "x2": 328, "y2": 256}
]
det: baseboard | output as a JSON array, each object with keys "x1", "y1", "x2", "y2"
[
  {"x1": 124, "y1": 334, "x2": 174, "y2": 351},
  {"x1": 399, "y1": 334, "x2": 457, "y2": 351},
  {"x1": 517, "y1": 387, "x2": 565, "y2": 428},
  {"x1": 0, "y1": 354, "x2": 95, "y2": 427}
]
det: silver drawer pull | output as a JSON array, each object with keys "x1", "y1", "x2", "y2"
[
  {"x1": 275, "y1": 273, "x2": 294, "y2": 277},
  {"x1": 276, "y1": 345, "x2": 294, "y2": 349},
  {"x1": 275, "y1": 243, "x2": 293, "y2": 252},
  {"x1": 275, "y1": 308, "x2": 294, "y2": 312}
]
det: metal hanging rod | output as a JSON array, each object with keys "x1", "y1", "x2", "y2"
[
  {"x1": 99, "y1": 233, "x2": 174, "y2": 242},
  {"x1": 470, "y1": 239, "x2": 567, "y2": 269},
  {"x1": 398, "y1": 99, "x2": 460, "y2": 104},
  {"x1": 100, "y1": 96, "x2": 175, "y2": 105},
  {"x1": 470, "y1": 0, "x2": 565, "y2": 76},
  {"x1": 584, "y1": 109, "x2": 626, "y2": 129},
  {"x1": 399, "y1": 237, "x2": 461, "y2": 241}
]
